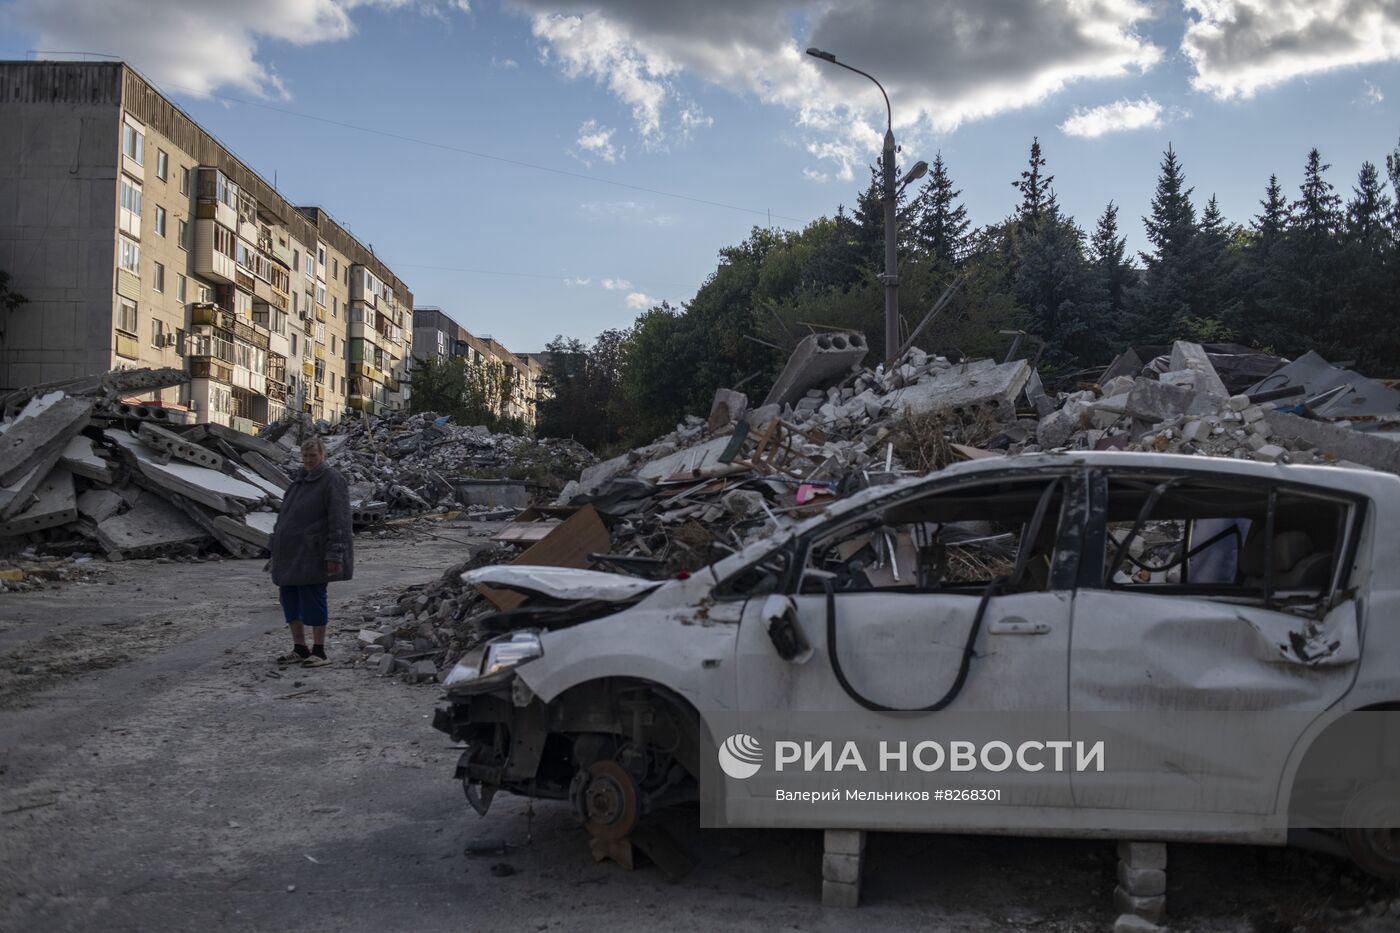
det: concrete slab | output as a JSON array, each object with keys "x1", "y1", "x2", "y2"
[
  {"x1": 186, "y1": 422, "x2": 285, "y2": 461},
  {"x1": 455, "y1": 482, "x2": 529, "y2": 509},
  {"x1": 1170, "y1": 341, "x2": 1228, "y2": 399},
  {"x1": 0, "y1": 467, "x2": 77, "y2": 537},
  {"x1": 59, "y1": 434, "x2": 114, "y2": 483},
  {"x1": 238, "y1": 450, "x2": 291, "y2": 490},
  {"x1": 1265, "y1": 411, "x2": 1400, "y2": 474},
  {"x1": 138, "y1": 422, "x2": 226, "y2": 471},
  {"x1": 637, "y1": 436, "x2": 733, "y2": 480},
  {"x1": 0, "y1": 448, "x2": 63, "y2": 520},
  {"x1": 235, "y1": 467, "x2": 285, "y2": 504},
  {"x1": 107, "y1": 430, "x2": 265, "y2": 513},
  {"x1": 94, "y1": 491, "x2": 207, "y2": 557},
  {"x1": 0, "y1": 393, "x2": 94, "y2": 486},
  {"x1": 77, "y1": 488, "x2": 125, "y2": 524},
  {"x1": 213, "y1": 514, "x2": 271, "y2": 550},
  {"x1": 887, "y1": 359, "x2": 1032, "y2": 423},
  {"x1": 763, "y1": 331, "x2": 869, "y2": 408}
]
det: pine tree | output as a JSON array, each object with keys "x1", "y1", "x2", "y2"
[
  {"x1": 1013, "y1": 137, "x2": 1055, "y2": 231},
  {"x1": 1337, "y1": 161, "x2": 1397, "y2": 369},
  {"x1": 1084, "y1": 201, "x2": 1133, "y2": 353},
  {"x1": 1345, "y1": 161, "x2": 1393, "y2": 246},
  {"x1": 1276, "y1": 149, "x2": 1344, "y2": 355},
  {"x1": 1012, "y1": 193, "x2": 1091, "y2": 364},
  {"x1": 1251, "y1": 174, "x2": 1290, "y2": 255},
  {"x1": 1192, "y1": 194, "x2": 1240, "y2": 336},
  {"x1": 913, "y1": 153, "x2": 970, "y2": 267},
  {"x1": 851, "y1": 155, "x2": 915, "y2": 270},
  {"x1": 1132, "y1": 144, "x2": 1199, "y2": 341}
]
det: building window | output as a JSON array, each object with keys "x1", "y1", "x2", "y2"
[
  {"x1": 332, "y1": 258, "x2": 338, "y2": 278},
  {"x1": 317, "y1": 247, "x2": 325, "y2": 266},
  {"x1": 119, "y1": 178, "x2": 141, "y2": 236},
  {"x1": 118, "y1": 236, "x2": 140, "y2": 275},
  {"x1": 291, "y1": 332, "x2": 298, "y2": 356},
  {"x1": 122, "y1": 119, "x2": 144, "y2": 166},
  {"x1": 331, "y1": 295, "x2": 337, "y2": 317},
  {"x1": 330, "y1": 334, "x2": 336, "y2": 354},
  {"x1": 214, "y1": 224, "x2": 235, "y2": 259},
  {"x1": 180, "y1": 166, "x2": 190, "y2": 195},
  {"x1": 153, "y1": 262, "x2": 164, "y2": 293},
  {"x1": 177, "y1": 219, "x2": 188, "y2": 249},
  {"x1": 177, "y1": 274, "x2": 187, "y2": 303},
  {"x1": 117, "y1": 298, "x2": 138, "y2": 335},
  {"x1": 155, "y1": 206, "x2": 166, "y2": 237},
  {"x1": 156, "y1": 149, "x2": 168, "y2": 180},
  {"x1": 151, "y1": 318, "x2": 167, "y2": 347},
  {"x1": 315, "y1": 284, "x2": 326, "y2": 307},
  {"x1": 292, "y1": 249, "x2": 300, "y2": 272}
]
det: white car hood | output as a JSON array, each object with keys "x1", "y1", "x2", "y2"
[{"x1": 461, "y1": 565, "x2": 665, "y2": 602}]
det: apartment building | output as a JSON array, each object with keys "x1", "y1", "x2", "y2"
[
  {"x1": 411, "y1": 306, "x2": 543, "y2": 426},
  {"x1": 0, "y1": 61, "x2": 413, "y2": 429}
]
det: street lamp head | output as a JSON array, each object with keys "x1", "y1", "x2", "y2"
[
  {"x1": 806, "y1": 47, "x2": 836, "y2": 63},
  {"x1": 900, "y1": 161, "x2": 929, "y2": 186}
]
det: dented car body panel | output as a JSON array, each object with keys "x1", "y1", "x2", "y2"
[{"x1": 434, "y1": 452, "x2": 1400, "y2": 846}]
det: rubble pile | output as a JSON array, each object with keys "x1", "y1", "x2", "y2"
[
  {"x1": 0, "y1": 368, "x2": 289, "y2": 561},
  {"x1": 0, "y1": 551, "x2": 106, "y2": 592},
  {"x1": 353, "y1": 331, "x2": 1400, "y2": 684},
  {"x1": 293, "y1": 411, "x2": 595, "y2": 519}
]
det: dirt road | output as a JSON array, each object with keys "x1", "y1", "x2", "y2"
[{"x1": 2, "y1": 525, "x2": 1397, "y2": 932}]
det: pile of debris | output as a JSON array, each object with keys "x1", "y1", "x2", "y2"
[
  {"x1": 271, "y1": 410, "x2": 595, "y2": 521},
  {"x1": 0, "y1": 369, "x2": 289, "y2": 561},
  {"x1": 353, "y1": 331, "x2": 1400, "y2": 684},
  {"x1": 0, "y1": 551, "x2": 106, "y2": 592}
]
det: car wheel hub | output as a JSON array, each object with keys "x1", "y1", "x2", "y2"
[{"x1": 582, "y1": 760, "x2": 639, "y2": 843}]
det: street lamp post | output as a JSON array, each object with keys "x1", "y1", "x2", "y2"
[{"x1": 806, "y1": 48, "x2": 922, "y2": 363}]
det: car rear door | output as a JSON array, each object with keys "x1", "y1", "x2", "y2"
[{"x1": 1068, "y1": 467, "x2": 1364, "y2": 818}]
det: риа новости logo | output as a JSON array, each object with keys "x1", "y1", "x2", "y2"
[{"x1": 718, "y1": 733, "x2": 763, "y2": 779}]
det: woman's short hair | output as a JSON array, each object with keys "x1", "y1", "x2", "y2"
[{"x1": 301, "y1": 436, "x2": 327, "y2": 454}]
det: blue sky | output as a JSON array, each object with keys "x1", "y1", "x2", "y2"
[{"x1": 2, "y1": 1, "x2": 1398, "y2": 351}]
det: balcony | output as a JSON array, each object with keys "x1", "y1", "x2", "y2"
[
  {"x1": 352, "y1": 361, "x2": 384, "y2": 384},
  {"x1": 191, "y1": 302, "x2": 235, "y2": 333},
  {"x1": 115, "y1": 331, "x2": 140, "y2": 360},
  {"x1": 266, "y1": 380, "x2": 288, "y2": 404},
  {"x1": 189, "y1": 357, "x2": 234, "y2": 383},
  {"x1": 193, "y1": 219, "x2": 238, "y2": 284},
  {"x1": 315, "y1": 305, "x2": 327, "y2": 323},
  {"x1": 302, "y1": 360, "x2": 315, "y2": 378},
  {"x1": 314, "y1": 344, "x2": 325, "y2": 361}
]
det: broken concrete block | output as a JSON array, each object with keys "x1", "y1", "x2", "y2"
[
  {"x1": 0, "y1": 394, "x2": 94, "y2": 486},
  {"x1": 60, "y1": 434, "x2": 113, "y2": 483},
  {"x1": 824, "y1": 829, "x2": 866, "y2": 855},
  {"x1": 1170, "y1": 340, "x2": 1229, "y2": 399},
  {"x1": 1091, "y1": 393, "x2": 1131, "y2": 429},
  {"x1": 1113, "y1": 915, "x2": 1163, "y2": 933},
  {"x1": 1263, "y1": 412, "x2": 1400, "y2": 474},
  {"x1": 1228, "y1": 394, "x2": 1251, "y2": 411},
  {"x1": 821, "y1": 853, "x2": 862, "y2": 885},
  {"x1": 239, "y1": 450, "x2": 291, "y2": 491},
  {"x1": 77, "y1": 488, "x2": 125, "y2": 524},
  {"x1": 1181, "y1": 420, "x2": 1207, "y2": 443},
  {"x1": 1117, "y1": 841, "x2": 1167, "y2": 870},
  {"x1": 1101, "y1": 375, "x2": 1136, "y2": 398},
  {"x1": 707, "y1": 388, "x2": 748, "y2": 431},
  {"x1": 0, "y1": 468, "x2": 77, "y2": 537},
  {"x1": 1125, "y1": 378, "x2": 1210, "y2": 424},
  {"x1": 0, "y1": 448, "x2": 63, "y2": 520},
  {"x1": 1253, "y1": 444, "x2": 1287, "y2": 461},
  {"x1": 358, "y1": 629, "x2": 394, "y2": 649},
  {"x1": 107, "y1": 430, "x2": 264, "y2": 513},
  {"x1": 1117, "y1": 863, "x2": 1167, "y2": 897},
  {"x1": 1113, "y1": 887, "x2": 1166, "y2": 924},
  {"x1": 373, "y1": 653, "x2": 396, "y2": 677},
  {"x1": 95, "y1": 491, "x2": 206, "y2": 557},
  {"x1": 410, "y1": 659, "x2": 438, "y2": 683},
  {"x1": 821, "y1": 880, "x2": 860, "y2": 908},
  {"x1": 138, "y1": 422, "x2": 227, "y2": 471},
  {"x1": 763, "y1": 331, "x2": 869, "y2": 409},
  {"x1": 1037, "y1": 404, "x2": 1084, "y2": 448},
  {"x1": 456, "y1": 482, "x2": 528, "y2": 509},
  {"x1": 888, "y1": 359, "x2": 1032, "y2": 424}
]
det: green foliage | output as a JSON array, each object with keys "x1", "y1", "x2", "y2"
[
  {"x1": 542, "y1": 134, "x2": 1400, "y2": 452},
  {"x1": 408, "y1": 355, "x2": 526, "y2": 435}
]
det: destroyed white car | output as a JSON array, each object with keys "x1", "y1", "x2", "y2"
[{"x1": 433, "y1": 451, "x2": 1400, "y2": 878}]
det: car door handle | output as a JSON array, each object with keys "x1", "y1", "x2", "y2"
[{"x1": 988, "y1": 616, "x2": 1050, "y2": 635}]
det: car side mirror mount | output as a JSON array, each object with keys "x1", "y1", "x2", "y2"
[{"x1": 763, "y1": 594, "x2": 812, "y2": 663}]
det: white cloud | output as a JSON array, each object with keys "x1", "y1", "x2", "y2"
[
  {"x1": 572, "y1": 118, "x2": 622, "y2": 164},
  {"x1": 625, "y1": 291, "x2": 656, "y2": 309},
  {"x1": 492, "y1": 56, "x2": 520, "y2": 69},
  {"x1": 564, "y1": 276, "x2": 592, "y2": 287},
  {"x1": 10, "y1": 0, "x2": 470, "y2": 98},
  {"x1": 1363, "y1": 80, "x2": 1385, "y2": 104},
  {"x1": 600, "y1": 277, "x2": 632, "y2": 290},
  {"x1": 511, "y1": 0, "x2": 1162, "y2": 175},
  {"x1": 1183, "y1": 0, "x2": 1400, "y2": 99},
  {"x1": 1060, "y1": 97, "x2": 1166, "y2": 137}
]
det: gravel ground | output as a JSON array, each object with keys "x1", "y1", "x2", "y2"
[{"x1": 2, "y1": 523, "x2": 1398, "y2": 932}]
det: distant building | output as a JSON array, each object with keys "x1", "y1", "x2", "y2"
[
  {"x1": 0, "y1": 61, "x2": 413, "y2": 427},
  {"x1": 410, "y1": 306, "x2": 542, "y2": 426}
]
